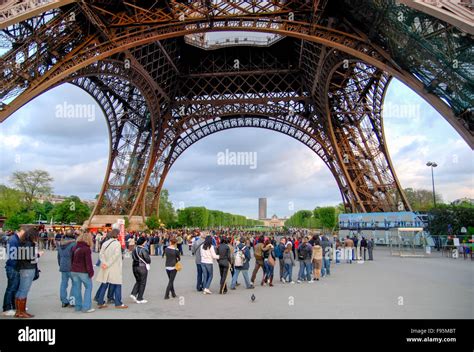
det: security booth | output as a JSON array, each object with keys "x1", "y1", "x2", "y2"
[{"x1": 389, "y1": 227, "x2": 427, "y2": 257}]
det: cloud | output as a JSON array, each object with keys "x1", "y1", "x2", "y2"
[{"x1": 0, "y1": 78, "x2": 472, "y2": 218}]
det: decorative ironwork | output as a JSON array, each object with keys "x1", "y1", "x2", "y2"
[{"x1": 0, "y1": 0, "x2": 472, "y2": 219}]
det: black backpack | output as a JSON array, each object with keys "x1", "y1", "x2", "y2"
[{"x1": 298, "y1": 244, "x2": 306, "y2": 260}]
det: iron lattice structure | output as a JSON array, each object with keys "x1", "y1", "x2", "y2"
[{"x1": 0, "y1": 0, "x2": 473, "y2": 220}]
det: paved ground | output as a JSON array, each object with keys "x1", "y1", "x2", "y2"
[{"x1": 1, "y1": 246, "x2": 473, "y2": 319}]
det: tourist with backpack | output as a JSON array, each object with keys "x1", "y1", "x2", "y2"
[
  {"x1": 297, "y1": 237, "x2": 313, "y2": 283},
  {"x1": 230, "y1": 238, "x2": 254, "y2": 290},
  {"x1": 282, "y1": 242, "x2": 295, "y2": 283},
  {"x1": 250, "y1": 236, "x2": 265, "y2": 285}
]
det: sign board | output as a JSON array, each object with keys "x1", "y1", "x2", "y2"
[
  {"x1": 460, "y1": 227, "x2": 467, "y2": 234},
  {"x1": 117, "y1": 219, "x2": 125, "y2": 249},
  {"x1": 453, "y1": 238, "x2": 460, "y2": 247}
]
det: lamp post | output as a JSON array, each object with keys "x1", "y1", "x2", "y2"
[{"x1": 426, "y1": 161, "x2": 438, "y2": 207}]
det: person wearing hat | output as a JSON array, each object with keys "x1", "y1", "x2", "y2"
[{"x1": 130, "y1": 236, "x2": 151, "y2": 304}]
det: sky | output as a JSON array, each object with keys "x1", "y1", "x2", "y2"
[{"x1": 0, "y1": 78, "x2": 473, "y2": 219}]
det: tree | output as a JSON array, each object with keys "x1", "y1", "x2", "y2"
[
  {"x1": 123, "y1": 216, "x2": 130, "y2": 230},
  {"x1": 285, "y1": 210, "x2": 318, "y2": 228},
  {"x1": 51, "y1": 196, "x2": 91, "y2": 224},
  {"x1": 3, "y1": 211, "x2": 35, "y2": 230},
  {"x1": 158, "y1": 189, "x2": 176, "y2": 226},
  {"x1": 0, "y1": 185, "x2": 25, "y2": 217},
  {"x1": 404, "y1": 188, "x2": 443, "y2": 211},
  {"x1": 31, "y1": 201, "x2": 54, "y2": 222},
  {"x1": 145, "y1": 215, "x2": 161, "y2": 230},
  {"x1": 428, "y1": 204, "x2": 474, "y2": 239},
  {"x1": 10, "y1": 170, "x2": 53, "y2": 208},
  {"x1": 316, "y1": 206, "x2": 337, "y2": 233}
]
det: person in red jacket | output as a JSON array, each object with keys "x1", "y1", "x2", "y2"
[{"x1": 70, "y1": 232, "x2": 95, "y2": 313}]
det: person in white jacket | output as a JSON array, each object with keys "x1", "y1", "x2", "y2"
[
  {"x1": 95, "y1": 229, "x2": 128, "y2": 309},
  {"x1": 200, "y1": 236, "x2": 219, "y2": 294}
]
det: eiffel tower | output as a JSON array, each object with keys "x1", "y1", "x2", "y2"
[{"x1": 0, "y1": 1, "x2": 472, "y2": 227}]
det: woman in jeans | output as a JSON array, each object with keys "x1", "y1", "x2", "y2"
[
  {"x1": 262, "y1": 239, "x2": 275, "y2": 287},
  {"x1": 164, "y1": 237, "x2": 180, "y2": 299},
  {"x1": 70, "y1": 232, "x2": 95, "y2": 313},
  {"x1": 15, "y1": 227, "x2": 41, "y2": 318},
  {"x1": 200, "y1": 236, "x2": 219, "y2": 294},
  {"x1": 282, "y1": 243, "x2": 295, "y2": 284}
]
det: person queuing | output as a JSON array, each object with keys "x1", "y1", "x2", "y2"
[
  {"x1": 200, "y1": 235, "x2": 219, "y2": 295},
  {"x1": 191, "y1": 232, "x2": 206, "y2": 292},
  {"x1": 250, "y1": 236, "x2": 265, "y2": 286},
  {"x1": 216, "y1": 237, "x2": 232, "y2": 294},
  {"x1": 70, "y1": 232, "x2": 95, "y2": 313},
  {"x1": 15, "y1": 227, "x2": 42, "y2": 318},
  {"x1": 311, "y1": 237, "x2": 323, "y2": 281},
  {"x1": 344, "y1": 236, "x2": 354, "y2": 264},
  {"x1": 262, "y1": 239, "x2": 275, "y2": 287},
  {"x1": 2, "y1": 226, "x2": 25, "y2": 317},
  {"x1": 282, "y1": 243, "x2": 295, "y2": 284},
  {"x1": 275, "y1": 237, "x2": 286, "y2": 282},
  {"x1": 130, "y1": 237, "x2": 151, "y2": 304},
  {"x1": 230, "y1": 238, "x2": 254, "y2": 290},
  {"x1": 360, "y1": 236, "x2": 368, "y2": 261},
  {"x1": 57, "y1": 230, "x2": 76, "y2": 308},
  {"x1": 367, "y1": 237, "x2": 374, "y2": 261},
  {"x1": 297, "y1": 236, "x2": 313, "y2": 283},
  {"x1": 95, "y1": 229, "x2": 128, "y2": 309},
  {"x1": 320, "y1": 234, "x2": 332, "y2": 277},
  {"x1": 164, "y1": 237, "x2": 181, "y2": 300}
]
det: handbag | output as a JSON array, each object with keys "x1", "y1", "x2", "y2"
[
  {"x1": 175, "y1": 261, "x2": 182, "y2": 272},
  {"x1": 136, "y1": 248, "x2": 150, "y2": 271},
  {"x1": 268, "y1": 252, "x2": 276, "y2": 267},
  {"x1": 33, "y1": 267, "x2": 41, "y2": 281}
]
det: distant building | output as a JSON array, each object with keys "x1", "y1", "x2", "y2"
[
  {"x1": 37, "y1": 195, "x2": 96, "y2": 207},
  {"x1": 37, "y1": 195, "x2": 68, "y2": 205},
  {"x1": 258, "y1": 198, "x2": 267, "y2": 220},
  {"x1": 261, "y1": 214, "x2": 287, "y2": 228},
  {"x1": 452, "y1": 198, "x2": 474, "y2": 206}
]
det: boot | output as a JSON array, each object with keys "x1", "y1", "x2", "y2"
[
  {"x1": 15, "y1": 298, "x2": 34, "y2": 319},
  {"x1": 269, "y1": 276, "x2": 274, "y2": 287},
  {"x1": 23, "y1": 298, "x2": 34, "y2": 318}
]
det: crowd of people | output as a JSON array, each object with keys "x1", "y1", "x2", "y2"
[{"x1": 1, "y1": 226, "x2": 375, "y2": 318}]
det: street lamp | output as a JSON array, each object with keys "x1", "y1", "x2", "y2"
[{"x1": 426, "y1": 161, "x2": 438, "y2": 207}]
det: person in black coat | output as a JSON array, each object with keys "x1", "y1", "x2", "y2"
[
  {"x1": 360, "y1": 237, "x2": 368, "y2": 261},
  {"x1": 15, "y1": 227, "x2": 41, "y2": 318},
  {"x1": 130, "y1": 237, "x2": 151, "y2": 303},
  {"x1": 217, "y1": 237, "x2": 232, "y2": 294}
]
